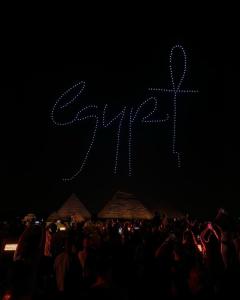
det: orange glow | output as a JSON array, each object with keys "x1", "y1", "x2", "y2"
[
  {"x1": 59, "y1": 227, "x2": 66, "y2": 231},
  {"x1": 197, "y1": 244, "x2": 202, "y2": 252}
]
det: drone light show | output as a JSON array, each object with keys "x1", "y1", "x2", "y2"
[{"x1": 51, "y1": 44, "x2": 199, "y2": 181}]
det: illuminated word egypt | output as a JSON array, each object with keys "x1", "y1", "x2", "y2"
[{"x1": 51, "y1": 44, "x2": 199, "y2": 181}]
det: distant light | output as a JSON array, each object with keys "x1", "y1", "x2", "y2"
[
  {"x1": 4, "y1": 244, "x2": 18, "y2": 251},
  {"x1": 197, "y1": 244, "x2": 202, "y2": 253},
  {"x1": 59, "y1": 227, "x2": 66, "y2": 231}
]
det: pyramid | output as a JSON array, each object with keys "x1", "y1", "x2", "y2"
[
  {"x1": 57, "y1": 193, "x2": 91, "y2": 220},
  {"x1": 98, "y1": 191, "x2": 153, "y2": 220}
]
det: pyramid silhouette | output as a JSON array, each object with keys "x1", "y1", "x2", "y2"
[
  {"x1": 57, "y1": 193, "x2": 91, "y2": 220},
  {"x1": 98, "y1": 191, "x2": 153, "y2": 219}
]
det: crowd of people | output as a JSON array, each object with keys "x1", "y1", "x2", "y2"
[{"x1": 1, "y1": 208, "x2": 240, "y2": 299}]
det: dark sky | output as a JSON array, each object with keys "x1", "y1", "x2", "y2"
[{"x1": 1, "y1": 28, "x2": 238, "y2": 218}]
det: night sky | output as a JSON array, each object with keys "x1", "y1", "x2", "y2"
[{"x1": 1, "y1": 28, "x2": 238, "y2": 219}]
